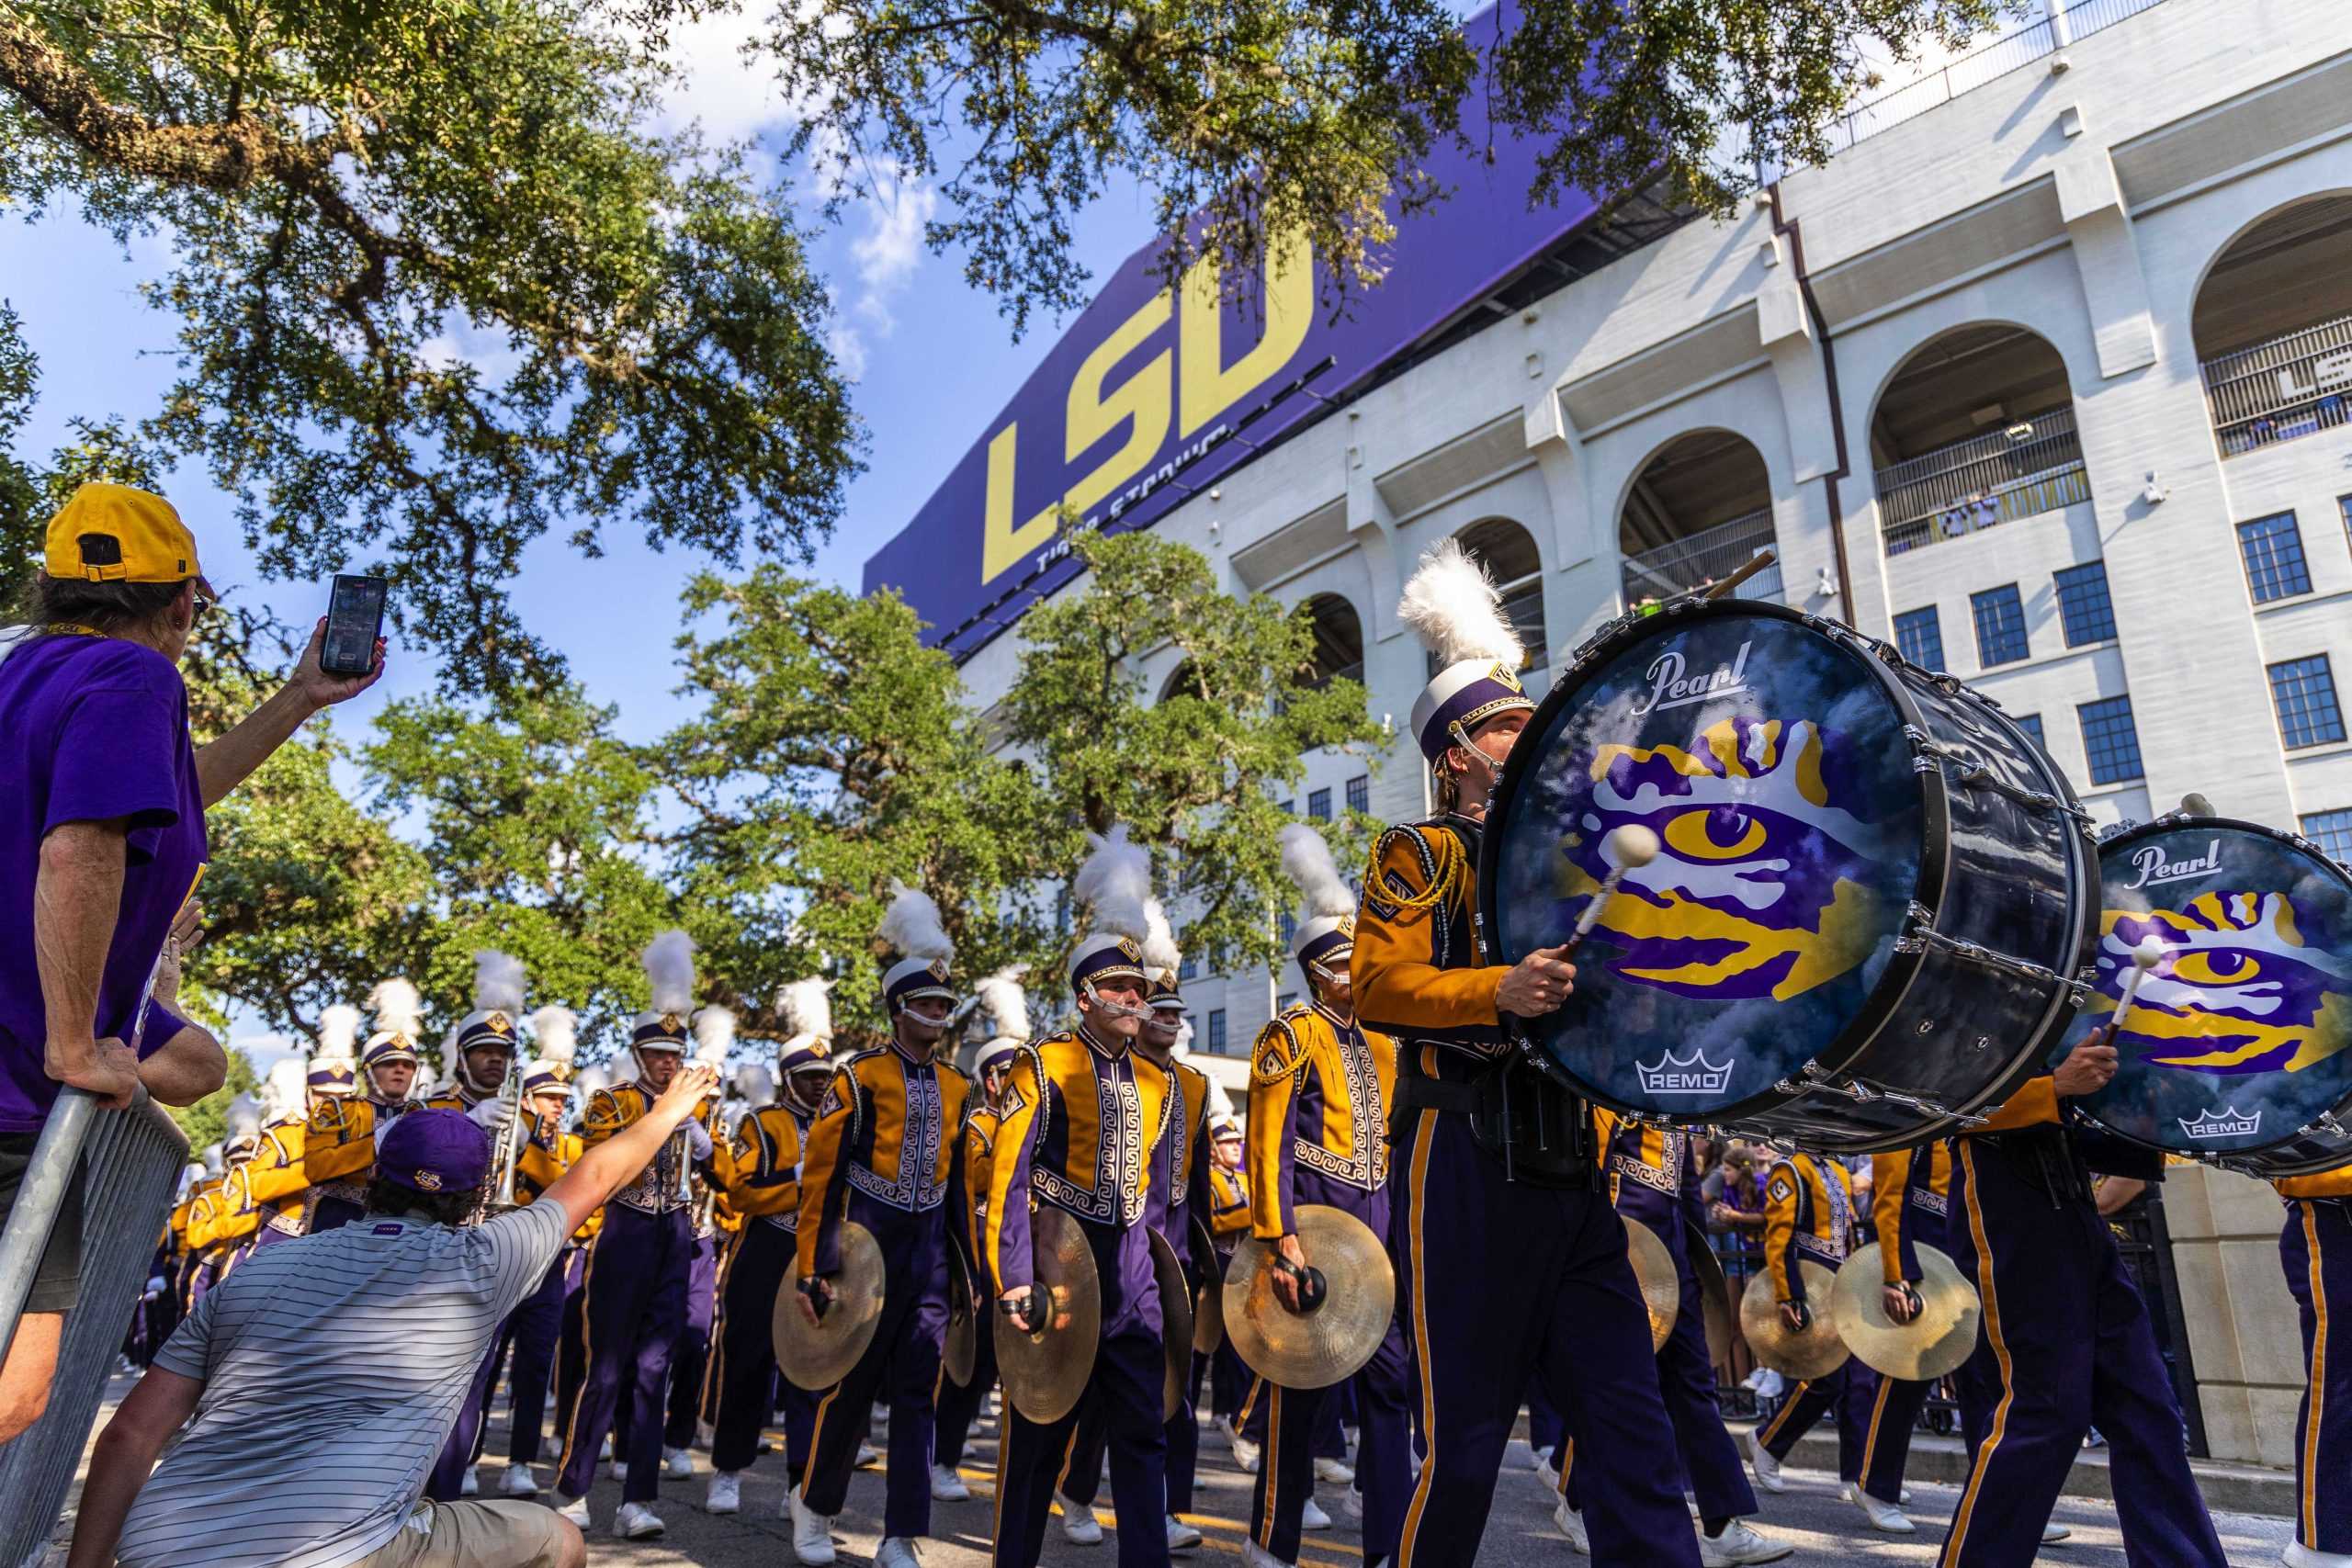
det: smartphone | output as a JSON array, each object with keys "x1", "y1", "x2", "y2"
[{"x1": 322, "y1": 574, "x2": 388, "y2": 678}]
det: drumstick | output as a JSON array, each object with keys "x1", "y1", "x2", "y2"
[
  {"x1": 1562, "y1": 825, "x2": 1660, "y2": 955},
  {"x1": 2104, "y1": 938, "x2": 2165, "y2": 1040}
]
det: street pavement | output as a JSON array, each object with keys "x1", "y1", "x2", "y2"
[{"x1": 523, "y1": 1403, "x2": 2295, "y2": 1568}]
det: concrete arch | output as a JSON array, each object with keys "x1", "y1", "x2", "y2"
[
  {"x1": 2186, "y1": 187, "x2": 2352, "y2": 362},
  {"x1": 1613, "y1": 426, "x2": 1781, "y2": 606}
]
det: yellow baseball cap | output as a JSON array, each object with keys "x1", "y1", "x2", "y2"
[{"x1": 42, "y1": 482, "x2": 214, "y2": 598}]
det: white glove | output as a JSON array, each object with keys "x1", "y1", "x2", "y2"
[
  {"x1": 469, "y1": 1096, "x2": 516, "y2": 1131},
  {"x1": 685, "y1": 1119, "x2": 714, "y2": 1162}
]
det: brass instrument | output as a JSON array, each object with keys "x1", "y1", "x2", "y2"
[{"x1": 484, "y1": 1055, "x2": 529, "y2": 1215}]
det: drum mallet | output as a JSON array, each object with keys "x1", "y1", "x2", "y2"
[
  {"x1": 2099, "y1": 936, "x2": 2165, "y2": 1043},
  {"x1": 1561, "y1": 824, "x2": 1660, "y2": 956}
]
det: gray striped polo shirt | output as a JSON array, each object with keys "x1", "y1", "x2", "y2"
[{"x1": 117, "y1": 1200, "x2": 571, "y2": 1568}]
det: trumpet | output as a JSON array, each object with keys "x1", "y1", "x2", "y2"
[{"x1": 485, "y1": 1055, "x2": 528, "y2": 1214}]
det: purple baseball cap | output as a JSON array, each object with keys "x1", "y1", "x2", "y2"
[{"x1": 377, "y1": 1108, "x2": 492, "y2": 1194}]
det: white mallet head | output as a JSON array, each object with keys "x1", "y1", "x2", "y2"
[
  {"x1": 1601, "y1": 824, "x2": 1661, "y2": 872},
  {"x1": 2130, "y1": 937, "x2": 2165, "y2": 973}
]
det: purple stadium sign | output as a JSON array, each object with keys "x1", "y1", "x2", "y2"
[{"x1": 860, "y1": 6, "x2": 1604, "y2": 658}]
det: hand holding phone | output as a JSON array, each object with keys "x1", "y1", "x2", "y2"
[{"x1": 322, "y1": 575, "x2": 388, "y2": 677}]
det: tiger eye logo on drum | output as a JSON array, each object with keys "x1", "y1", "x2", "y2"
[
  {"x1": 2093, "y1": 892, "x2": 2352, "y2": 1077},
  {"x1": 1628, "y1": 640, "x2": 1754, "y2": 717}
]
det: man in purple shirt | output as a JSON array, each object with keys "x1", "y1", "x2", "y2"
[{"x1": 0, "y1": 481, "x2": 383, "y2": 1442}]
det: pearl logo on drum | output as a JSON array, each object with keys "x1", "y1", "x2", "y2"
[
  {"x1": 1635, "y1": 1048, "x2": 1736, "y2": 1096},
  {"x1": 2126, "y1": 839, "x2": 2222, "y2": 889},
  {"x1": 1628, "y1": 640, "x2": 1754, "y2": 716},
  {"x1": 2177, "y1": 1105, "x2": 2262, "y2": 1140}
]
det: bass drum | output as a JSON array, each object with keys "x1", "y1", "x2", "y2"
[
  {"x1": 1482, "y1": 599, "x2": 2094, "y2": 1151},
  {"x1": 2058, "y1": 815, "x2": 2352, "y2": 1177}
]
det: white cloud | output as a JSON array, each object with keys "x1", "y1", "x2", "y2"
[{"x1": 647, "y1": 4, "x2": 787, "y2": 147}]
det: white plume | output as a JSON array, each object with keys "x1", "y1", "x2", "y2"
[
  {"x1": 777, "y1": 978, "x2": 834, "y2": 1043},
  {"x1": 1280, "y1": 823, "x2": 1356, "y2": 919},
  {"x1": 574, "y1": 1064, "x2": 613, "y2": 1097},
  {"x1": 1141, "y1": 899, "x2": 1182, "y2": 976},
  {"x1": 473, "y1": 950, "x2": 526, "y2": 1015},
  {"x1": 643, "y1": 930, "x2": 697, "y2": 1014},
  {"x1": 368, "y1": 977, "x2": 424, "y2": 1040},
  {"x1": 693, "y1": 1006, "x2": 737, "y2": 1066},
  {"x1": 532, "y1": 1006, "x2": 579, "y2": 1067},
  {"x1": 975, "y1": 966, "x2": 1032, "y2": 1043},
  {"x1": 1073, "y1": 825, "x2": 1154, "y2": 942},
  {"x1": 1398, "y1": 536, "x2": 1522, "y2": 668},
  {"x1": 224, "y1": 1092, "x2": 263, "y2": 1142},
  {"x1": 880, "y1": 883, "x2": 956, "y2": 965},
  {"x1": 262, "y1": 1058, "x2": 308, "y2": 1121},
  {"x1": 317, "y1": 1004, "x2": 362, "y2": 1061}
]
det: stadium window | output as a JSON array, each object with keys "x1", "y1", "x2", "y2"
[
  {"x1": 1055, "y1": 890, "x2": 1070, "y2": 935},
  {"x1": 2237, "y1": 512, "x2": 2313, "y2": 604},
  {"x1": 2076, "y1": 695, "x2": 2145, "y2": 784},
  {"x1": 1308, "y1": 788, "x2": 1332, "y2": 822},
  {"x1": 2304, "y1": 807, "x2": 2352, "y2": 867},
  {"x1": 1206, "y1": 1010, "x2": 1227, "y2": 1053},
  {"x1": 2052, "y1": 562, "x2": 2117, "y2": 647},
  {"x1": 1970, "y1": 584, "x2": 2030, "y2": 667},
  {"x1": 1894, "y1": 607, "x2": 1944, "y2": 671},
  {"x1": 2013, "y1": 713, "x2": 2046, "y2": 751},
  {"x1": 1276, "y1": 992, "x2": 1297, "y2": 1015},
  {"x1": 1178, "y1": 954, "x2": 1198, "y2": 982},
  {"x1": 1277, "y1": 910, "x2": 1297, "y2": 948},
  {"x1": 1276, "y1": 799, "x2": 1293, "y2": 817},
  {"x1": 1346, "y1": 775, "x2": 1369, "y2": 815},
  {"x1": 2268, "y1": 656, "x2": 2348, "y2": 750}
]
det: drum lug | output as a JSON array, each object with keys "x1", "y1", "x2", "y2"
[{"x1": 1895, "y1": 905, "x2": 2068, "y2": 989}]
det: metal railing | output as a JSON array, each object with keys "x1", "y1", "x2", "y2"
[
  {"x1": 0, "y1": 1089, "x2": 188, "y2": 1568},
  {"x1": 1621, "y1": 509, "x2": 1784, "y2": 607},
  {"x1": 1875, "y1": 406, "x2": 2091, "y2": 555},
  {"x1": 2201, "y1": 310, "x2": 2352, "y2": 457}
]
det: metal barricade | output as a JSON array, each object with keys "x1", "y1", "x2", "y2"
[{"x1": 0, "y1": 1089, "x2": 188, "y2": 1568}]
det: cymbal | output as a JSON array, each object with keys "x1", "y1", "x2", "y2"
[
  {"x1": 772, "y1": 1220, "x2": 885, "y2": 1390},
  {"x1": 1623, "y1": 1217, "x2": 1679, "y2": 1354},
  {"x1": 1832, "y1": 1242, "x2": 1983, "y2": 1382},
  {"x1": 996, "y1": 1203, "x2": 1101, "y2": 1425},
  {"x1": 1190, "y1": 1214, "x2": 1225, "y2": 1354},
  {"x1": 1685, "y1": 1225, "x2": 1736, "y2": 1372},
  {"x1": 1738, "y1": 1260, "x2": 1849, "y2": 1382},
  {"x1": 1223, "y1": 1204, "x2": 1395, "y2": 1390},
  {"x1": 1149, "y1": 1226, "x2": 1193, "y2": 1422},
  {"x1": 943, "y1": 1250, "x2": 977, "y2": 1388}
]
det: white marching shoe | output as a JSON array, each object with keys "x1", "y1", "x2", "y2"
[
  {"x1": 458, "y1": 1466, "x2": 478, "y2": 1497},
  {"x1": 855, "y1": 1441, "x2": 882, "y2": 1467},
  {"x1": 705, "y1": 1471, "x2": 741, "y2": 1515},
  {"x1": 663, "y1": 1445, "x2": 695, "y2": 1479},
  {"x1": 1345, "y1": 1487, "x2": 1364, "y2": 1520},
  {"x1": 1697, "y1": 1519, "x2": 1793, "y2": 1566},
  {"x1": 614, "y1": 1502, "x2": 665, "y2": 1540},
  {"x1": 1167, "y1": 1515, "x2": 1203, "y2": 1551},
  {"x1": 930, "y1": 1462, "x2": 971, "y2": 1501},
  {"x1": 500, "y1": 1462, "x2": 537, "y2": 1497},
  {"x1": 2045, "y1": 1520, "x2": 2073, "y2": 1544},
  {"x1": 1058, "y1": 1493, "x2": 1105, "y2": 1544},
  {"x1": 1843, "y1": 1481, "x2": 1913, "y2": 1506},
  {"x1": 1241, "y1": 1542, "x2": 1287, "y2": 1568},
  {"x1": 554, "y1": 1494, "x2": 591, "y2": 1527},
  {"x1": 1232, "y1": 1433, "x2": 1261, "y2": 1473},
  {"x1": 599, "y1": 1435, "x2": 613, "y2": 1461},
  {"x1": 2284, "y1": 1545, "x2": 2352, "y2": 1567},
  {"x1": 610, "y1": 1460, "x2": 628, "y2": 1484},
  {"x1": 1849, "y1": 1486, "x2": 1915, "y2": 1534},
  {"x1": 875, "y1": 1537, "x2": 923, "y2": 1568},
  {"x1": 1315, "y1": 1456, "x2": 1355, "y2": 1484},
  {"x1": 1554, "y1": 1500, "x2": 1589, "y2": 1554},
  {"x1": 1301, "y1": 1495, "x2": 1332, "y2": 1531},
  {"x1": 788, "y1": 1484, "x2": 838, "y2": 1564},
  {"x1": 1743, "y1": 1431, "x2": 1785, "y2": 1495}
]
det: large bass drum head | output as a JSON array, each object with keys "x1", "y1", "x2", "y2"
[
  {"x1": 1487, "y1": 605, "x2": 1926, "y2": 1118},
  {"x1": 2057, "y1": 818, "x2": 2352, "y2": 1168}
]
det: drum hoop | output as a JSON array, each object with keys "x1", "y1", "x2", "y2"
[
  {"x1": 1479, "y1": 596, "x2": 2081, "y2": 1138},
  {"x1": 2068, "y1": 813, "x2": 2352, "y2": 1174}
]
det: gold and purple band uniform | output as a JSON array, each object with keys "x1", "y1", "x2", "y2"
[
  {"x1": 1203, "y1": 1159, "x2": 1252, "y2": 1422},
  {"x1": 1842, "y1": 1143, "x2": 1953, "y2": 1506},
  {"x1": 1556, "y1": 1112, "x2": 1758, "y2": 1528},
  {"x1": 1354, "y1": 815, "x2": 1699, "y2": 1568},
  {"x1": 666, "y1": 1118, "x2": 735, "y2": 1455},
  {"x1": 303, "y1": 1094, "x2": 401, "y2": 1233},
  {"x1": 984, "y1": 1030, "x2": 1174, "y2": 1568},
  {"x1": 243, "y1": 1114, "x2": 311, "y2": 1250},
  {"x1": 709, "y1": 1092, "x2": 820, "y2": 1481},
  {"x1": 176, "y1": 1175, "x2": 226, "y2": 1309},
  {"x1": 795, "y1": 1044, "x2": 971, "y2": 1540},
  {"x1": 1934, "y1": 1077, "x2": 2226, "y2": 1567},
  {"x1": 500, "y1": 1125, "x2": 585, "y2": 1472},
  {"x1": 2275, "y1": 1160, "x2": 2352, "y2": 1559},
  {"x1": 1751, "y1": 1151, "x2": 1866, "y2": 1481},
  {"x1": 934, "y1": 1103, "x2": 1002, "y2": 1480}
]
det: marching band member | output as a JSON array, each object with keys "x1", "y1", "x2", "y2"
[
  {"x1": 177, "y1": 1145, "x2": 226, "y2": 1308},
  {"x1": 1934, "y1": 1037, "x2": 2227, "y2": 1567},
  {"x1": 1556, "y1": 1114, "x2": 1781, "y2": 1562},
  {"x1": 662, "y1": 1005, "x2": 738, "y2": 1481},
  {"x1": 492, "y1": 1047, "x2": 584, "y2": 1497},
  {"x1": 1243, "y1": 825, "x2": 1408, "y2": 1568},
  {"x1": 555, "y1": 930, "x2": 715, "y2": 1540},
  {"x1": 1745, "y1": 1149, "x2": 1863, "y2": 1504},
  {"x1": 306, "y1": 979, "x2": 425, "y2": 1233},
  {"x1": 242, "y1": 1050, "x2": 326, "y2": 1251},
  {"x1": 1203, "y1": 1118, "x2": 1252, "y2": 1438},
  {"x1": 986, "y1": 829, "x2": 1176, "y2": 1568},
  {"x1": 790, "y1": 887, "x2": 973, "y2": 1568},
  {"x1": 192, "y1": 1096, "x2": 266, "y2": 1284},
  {"x1": 557, "y1": 1059, "x2": 615, "y2": 1443},
  {"x1": 1352, "y1": 539, "x2": 1699, "y2": 1568},
  {"x1": 1838, "y1": 1140, "x2": 1955, "y2": 1534},
  {"x1": 705, "y1": 979, "x2": 836, "y2": 1514},
  {"x1": 2278, "y1": 1159, "x2": 2352, "y2": 1568}
]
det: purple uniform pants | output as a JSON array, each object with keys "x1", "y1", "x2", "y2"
[
  {"x1": 995, "y1": 1326, "x2": 1170, "y2": 1568},
  {"x1": 2284, "y1": 1197, "x2": 2352, "y2": 1556},
  {"x1": 711, "y1": 1221, "x2": 815, "y2": 1476},
  {"x1": 1937, "y1": 1136, "x2": 2224, "y2": 1568},
  {"x1": 664, "y1": 1229, "x2": 720, "y2": 1448},
  {"x1": 1390, "y1": 1105, "x2": 1699, "y2": 1568},
  {"x1": 499, "y1": 1248, "x2": 571, "y2": 1465},
  {"x1": 801, "y1": 1202, "x2": 949, "y2": 1539},
  {"x1": 1756, "y1": 1361, "x2": 1868, "y2": 1481},
  {"x1": 934, "y1": 1311, "x2": 998, "y2": 1473},
  {"x1": 557, "y1": 1202, "x2": 693, "y2": 1505}
]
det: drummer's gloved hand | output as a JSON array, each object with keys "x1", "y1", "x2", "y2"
[
  {"x1": 469, "y1": 1096, "x2": 516, "y2": 1131},
  {"x1": 1780, "y1": 1300, "x2": 1812, "y2": 1335},
  {"x1": 999, "y1": 1287, "x2": 1041, "y2": 1335}
]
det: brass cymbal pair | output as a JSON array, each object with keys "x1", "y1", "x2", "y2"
[
  {"x1": 1223, "y1": 1205, "x2": 1395, "y2": 1390},
  {"x1": 1736, "y1": 1244, "x2": 1982, "y2": 1382}
]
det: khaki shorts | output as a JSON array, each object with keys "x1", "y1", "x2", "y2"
[{"x1": 351, "y1": 1501, "x2": 572, "y2": 1567}]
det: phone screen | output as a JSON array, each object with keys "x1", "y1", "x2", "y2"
[{"x1": 322, "y1": 575, "x2": 388, "y2": 677}]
